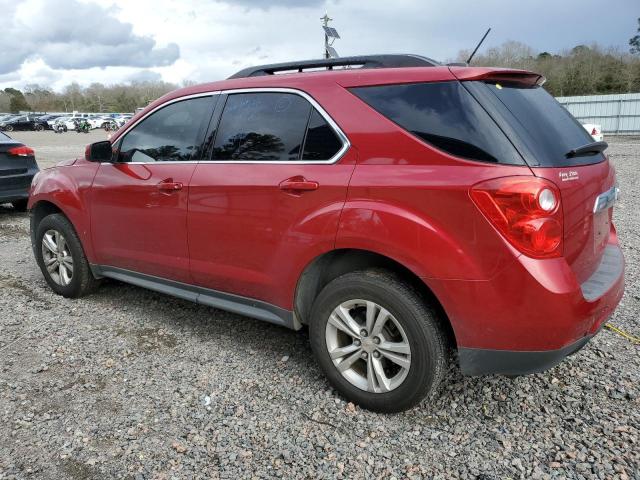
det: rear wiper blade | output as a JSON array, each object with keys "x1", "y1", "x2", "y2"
[{"x1": 566, "y1": 141, "x2": 608, "y2": 158}]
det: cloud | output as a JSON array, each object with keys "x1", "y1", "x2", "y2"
[
  {"x1": 216, "y1": 0, "x2": 326, "y2": 9},
  {"x1": 0, "y1": 0, "x2": 179, "y2": 75},
  {"x1": 126, "y1": 70, "x2": 163, "y2": 83}
]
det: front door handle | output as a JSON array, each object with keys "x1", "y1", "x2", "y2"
[
  {"x1": 157, "y1": 179, "x2": 183, "y2": 192},
  {"x1": 279, "y1": 176, "x2": 319, "y2": 193}
]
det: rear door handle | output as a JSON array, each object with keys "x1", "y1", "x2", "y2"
[
  {"x1": 157, "y1": 180, "x2": 183, "y2": 192},
  {"x1": 279, "y1": 176, "x2": 319, "y2": 193}
]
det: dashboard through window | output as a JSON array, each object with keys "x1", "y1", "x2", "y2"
[{"x1": 118, "y1": 96, "x2": 212, "y2": 163}]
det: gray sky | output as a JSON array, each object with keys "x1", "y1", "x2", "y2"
[{"x1": 0, "y1": 0, "x2": 637, "y2": 91}]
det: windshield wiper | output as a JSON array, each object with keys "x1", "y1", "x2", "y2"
[{"x1": 566, "y1": 141, "x2": 608, "y2": 158}]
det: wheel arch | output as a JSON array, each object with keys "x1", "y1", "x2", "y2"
[{"x1": 294, "y1": 248, "x2": 457, "y2": 348}]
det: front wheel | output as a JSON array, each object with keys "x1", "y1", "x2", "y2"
[
  {"x1": 309, "y1": 270, "x2": 448, "y2": 413},
  {"x1": 35, "y1": 124, "x2": 44, "y2": 131},
  {"x1": 4, "y1": 125, "x2": 13, "y2": 132},
  {"x1": 34, "y1": 213, "x2": 100, "y2": 298}
]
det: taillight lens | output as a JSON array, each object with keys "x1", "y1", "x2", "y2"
[
  {"x1": 591, "y1": 127, "x2": 597, "y2": 135},
  {"x1": 470, "y1": 176, "x2": 563, "y2": 258},
  {"x1": 8, "y1": 146, "x2": 35, "y2": 157}
]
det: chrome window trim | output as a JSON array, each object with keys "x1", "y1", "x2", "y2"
[{"x1": 104, "y1": 87, "x2": 350, "y2": 166}]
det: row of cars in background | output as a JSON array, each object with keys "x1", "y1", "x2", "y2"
[{"x1": 0, "y1": 112, "x2": 133, "y2": 133}]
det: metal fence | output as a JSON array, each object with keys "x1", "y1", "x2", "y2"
[{"x1": 557, "y1": 93, "x2": 640, "y2": 135}]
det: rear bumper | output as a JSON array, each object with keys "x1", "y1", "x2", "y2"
[
  {"x1": 428, "y1": 238, "x2": 624, "y2": 376},
  {"x1": 0, "y1": 174, "x2": 36, "y2": 202},
  {"x1": 458, "y1": 330, "x2": 595, "y2": 376}
]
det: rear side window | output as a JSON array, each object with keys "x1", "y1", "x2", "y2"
[
  {"x1": 211, "y1": 92, "x2": 344, "y2": 162},
  {"x1": 474, "y1": 82, "x2": 603, "y2": 167},
  {"x1": 351, "y1": 82, "x2": 523, "y2": 165},
  {"x1": 118, "y1": 96, "x2": 212, "y2": 163}
]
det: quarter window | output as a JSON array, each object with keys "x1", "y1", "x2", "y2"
[{"x1": 118, "y1": 96, "x2": 212, "y2": 163}]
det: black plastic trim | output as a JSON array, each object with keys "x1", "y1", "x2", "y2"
[
  {"x1": 92, "y1": 265, "x2": 299, "y2": 330},
  {"x1": 458, "y1": 335, "x2": 593, "y2": 376}
]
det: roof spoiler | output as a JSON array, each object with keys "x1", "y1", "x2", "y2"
[{"x1": 450, "y1": 67, "x2": 546, "y2": 87}]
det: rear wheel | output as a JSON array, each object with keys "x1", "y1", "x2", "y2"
[
  {"x1": 35, "y1": 124, "x2": 44, "y2": 131},
  {"x1": 309, "y1": 270, "x2": 448, "y2": 412},
  {"x1": 34, "y1": 214, "x2": 100, "y2": 298}
]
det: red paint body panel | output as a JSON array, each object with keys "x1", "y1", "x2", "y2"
[
  {"x1": 90, "y1": 163, "x2": 196, "y2": 283},
  {"x1": 29, "y1": 64, "x2": 625, "y2": 361},
  {"x1": 531, "y1": 159, "x2": 615, "y2": 284},
  {"x1": 428, "y1": 229, "x2": 624, "y2": 351},
  {"x1": 28, "y1": 159, "x2": 99, "y2": 262},
  {"x1": 188, "y1": 153, "x2": 357, "y2": 309}
]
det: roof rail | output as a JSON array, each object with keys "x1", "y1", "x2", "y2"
[{"x1": 228, "y1": 54, "x2": 441, "y2": 79}]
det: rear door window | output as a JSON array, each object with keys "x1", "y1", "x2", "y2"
[
  {"x1": 351, "y1": 82, "x2": 524, "y2": 165},
  {"x1": 213, "y1": 92, "x2": 310, "y2": 161},
  {"x1": 210, "y1": 92, "x2": 345, "y2": 162},
  {"x1": 469, "y1": 82, "x2": 604, "y2": 167}
]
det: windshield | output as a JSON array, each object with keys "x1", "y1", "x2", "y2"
[{"x1": 467, "y1": 81, "x2": 604, "y2": 167}]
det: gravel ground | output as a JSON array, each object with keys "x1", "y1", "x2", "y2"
[{"x1": 0, "y1": 136, "x2": 638, "y2": 479}]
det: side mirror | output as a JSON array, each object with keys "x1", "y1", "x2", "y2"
[{"x1": 85, "y1": 141, "x2": 113, "y2": 163}]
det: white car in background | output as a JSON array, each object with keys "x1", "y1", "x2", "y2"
[
  {"x1": 583, "y1": 123, "x2": 604, "y2": 142},
  {"x1": 88, "y1": 116, "x2": 115, "y2": 129},
  {"x1": 114, "y1": 114, "x2": 133, "y2": 127}
]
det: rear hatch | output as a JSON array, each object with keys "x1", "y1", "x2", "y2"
[{"x1": 461, "y1": 73, "x2": 615, "y2": 284}]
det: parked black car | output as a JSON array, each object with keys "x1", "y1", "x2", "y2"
[
  {"x1": 0, "y1": 131, "x2": 39, "y2": 210},
  {"x1": 0, "y1": 115, "x2": 48, "y2": 132}
]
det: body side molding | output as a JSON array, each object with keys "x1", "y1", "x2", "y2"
[{"x1": 91, "y1": 265, "x2": 300, "y2": 330}]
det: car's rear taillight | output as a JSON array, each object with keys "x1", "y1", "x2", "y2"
[
  {"x1": 591, "y1": 127, "x2": 598, "y2": 135},
  {"x1": 470, "y1": 176, "x2": 563, "y2": 258},
  {"x1": 8, "y1": 146, "x2": 35, "y2": 157}
]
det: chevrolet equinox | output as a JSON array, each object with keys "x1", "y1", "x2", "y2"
[{"x1": 28, "y1": 55, "x2": 624, "y2": 412}]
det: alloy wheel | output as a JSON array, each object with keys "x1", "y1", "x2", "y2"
[
  {"x1": 325, "y1": 299, "x2": 411, "y2": 393},
  {"x1": 41, "y1": 229, "x2": 74, "y2": 286}
]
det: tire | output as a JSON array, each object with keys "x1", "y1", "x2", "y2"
[
  {"x1": 5, "y1": 125, "x2": 13, "y2": 132},
  {"x1": 35, "y1": 124, "x2": 44, "y2": 131},
  {"x1": 11, "y1": 199, "x2": 28, "y2": 212},
  {"x1": 309, "y1": 269, "x2": 448, "y2": 413},
  {"x1": 34, "y1": 213, "x2": 100, "y2": 298}
]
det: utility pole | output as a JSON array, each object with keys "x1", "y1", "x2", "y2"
[
  {"x1": 320, "y1": 13, "x2": 340, "y2": 59},
  {"x1": 321, "y1": 13, "x2": 332, "y2": 59}
]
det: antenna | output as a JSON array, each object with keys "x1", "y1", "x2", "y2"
[
  {"x1": 466, "y1": 27, "x2": 491, "y2": 64},
  {"x1": 321, "y1": 13, "x2": 340, "y2": 59}
]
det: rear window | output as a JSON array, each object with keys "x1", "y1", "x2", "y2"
[
  {"x1": 351, "y1": 82, "x2": 524, "y2": 165},
  {"x1": 470, "y1": 82, "x2": 604, "y2": 167}
]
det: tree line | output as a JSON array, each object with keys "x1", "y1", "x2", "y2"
[
  {"x1": 0, "y1": 81, "x2": 180, "y2": 114},
  {"x1": 2, "y1": 24, "x2": 640, "y2": 114}
]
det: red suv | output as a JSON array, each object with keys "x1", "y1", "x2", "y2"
[{"x1": 28, "y1": 55, "x2": 624, "y2": 412}]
